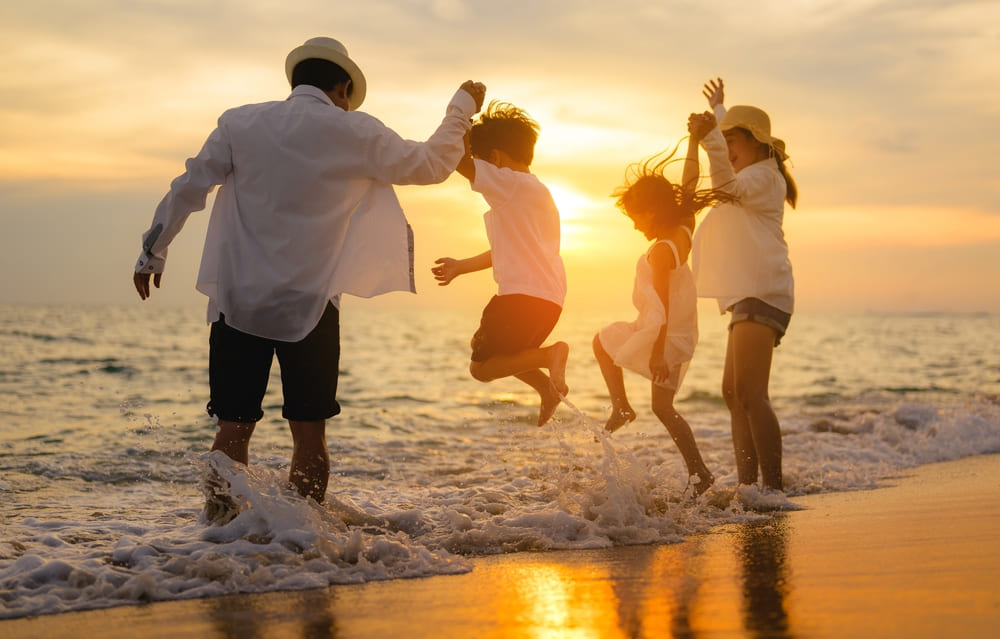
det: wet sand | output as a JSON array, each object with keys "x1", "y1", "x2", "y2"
[{"x1": 4, "y1": 454, "x2": 999, "y2": 638}]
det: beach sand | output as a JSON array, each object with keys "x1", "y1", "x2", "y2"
[{"x1": 4, "y1": 454, "x2": 999, "y2": 638}]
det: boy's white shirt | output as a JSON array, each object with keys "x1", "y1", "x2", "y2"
[
  {"x1": 135, "y1": 86, "x2": 476, "y2": 341},
  {"x1": 471, "y1": 159, "x2": 567, "y2": 307}
]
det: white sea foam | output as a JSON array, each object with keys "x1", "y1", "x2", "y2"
[{"x1": 1, "y1": 305, "x2": 998, "y2": 618}]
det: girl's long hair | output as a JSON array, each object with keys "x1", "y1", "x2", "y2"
[{"x1": 613, "y1": 141, "x2": 734, "y2": 225}]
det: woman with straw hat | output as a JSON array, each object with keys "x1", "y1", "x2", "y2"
[{"x1": 687, "y1": 78, "x2": 797, "y2": 493}]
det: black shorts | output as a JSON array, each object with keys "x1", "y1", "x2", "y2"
[
  {"x1": 728, "y1": 297, "x2": 792, "y2": 347},
  {"x1": 471, "y1": 294, "x2": 561, "y2": 363},
  {"x1": 207, "y1": 303, "x2": 342, "y2": 422}
]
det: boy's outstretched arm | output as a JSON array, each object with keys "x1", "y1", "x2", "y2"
[{"x1": 432, "y1": 251, "x2": 492, "y2": 285}]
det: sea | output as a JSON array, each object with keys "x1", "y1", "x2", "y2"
[{"x1": 1, "y1": 302, "x2": 999, "y2": 619}]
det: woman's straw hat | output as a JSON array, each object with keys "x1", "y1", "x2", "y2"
[
  {"x1": 720, "y1": 105, "x2": 788, "y2": 160},
  {"x1": 285, "y1": 37, "x2": 367, "y2": 110}
]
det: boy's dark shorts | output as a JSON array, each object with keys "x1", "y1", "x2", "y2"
[
  {"x1": 207, "y1": 302, "x2": 342, "y2": 423},
  {"x1": 471, "y1": 294, "x2": 562, "y2": 363},
  {"x1": 728, "y1": 297, "x2": 792, "y2": 347}
]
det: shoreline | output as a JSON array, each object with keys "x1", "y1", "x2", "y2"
[{"x1": 4, "y1": 454, "x2": 999, "y2": 638}]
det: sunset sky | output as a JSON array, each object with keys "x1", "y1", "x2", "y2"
[{"x1": 2, "y1": 0, "x2": 999, "y2": 316}]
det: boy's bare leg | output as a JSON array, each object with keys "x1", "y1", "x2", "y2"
[
  {"x1": 288, "y1": 420, "x2": 330, "y2": 502},
  {"x1": 470, "y1": 342, "x2": 570, "y2": 395},
  {"x1": 515, "y1": 370, "x2": 561, "y2": 426},
  {"x1": 592, "y1": 334, "x2": 635, "y2": 432}
]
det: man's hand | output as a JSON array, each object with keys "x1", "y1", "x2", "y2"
[
  {"x1": 702, "y1": 77, "x2": 724, "y2": 108},
  {"x1": 460, "y1": 81, "x2": 487, "y2": 112},
  {"x1": 134, "y1": 271, "x2": 162, "y2": 300},
  {"x1": 431, "y1": 257, "x2": 461, "y2": 286}
]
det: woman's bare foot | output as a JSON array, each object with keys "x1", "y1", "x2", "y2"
[
  {"x1": 548, "y1": 341, "x2": 570, "y2": 396},
  {"x1": 604, "y1": 406, "x2": 636, "y2": 433},
  {"x1": 690, "y1": 471, "x2": 715, "y2": 497}
]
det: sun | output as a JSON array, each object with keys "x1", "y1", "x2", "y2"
[{"x1": 547, "y1": 181, "x2": 600, "y2": 253}]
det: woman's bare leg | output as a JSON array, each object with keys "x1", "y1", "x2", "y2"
[{"x1": 726, "y1": 322, "x2": 782, "y2": 490}]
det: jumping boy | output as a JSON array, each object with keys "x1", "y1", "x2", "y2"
[{"x1": 432, "y1": 101, "x2": 569, "y2": 426}]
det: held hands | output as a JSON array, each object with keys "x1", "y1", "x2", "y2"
[
  {"x1": 432, "y1": 257, "x2": 460, "y2": 286},
  {"x1": 687, "y1": 111, "x2": 716, "y2": 142},
  {"x1": 460, "y1": 81, "x2": 487, "y2": 112},
  {"x1": 702, "y1": 77, "x2": 724, "y2": 108},
  {"x1": 133, "y1": 271, "x2": 162, "y2": 300}
]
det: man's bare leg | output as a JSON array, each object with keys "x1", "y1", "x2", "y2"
[
  {"x1": 212, "y1": 420, "x2": 256, "y2": 464},
  {"x1": 288, "y1": 420, "x2": 329, "y2": 502},
  {"x1": 203, "y1": 420, "x2": 256, "y2": 524}
]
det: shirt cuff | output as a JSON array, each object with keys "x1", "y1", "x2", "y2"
[
  {"x1": 448, "y1": 89, "x2": 477, "y2": 120},
  {"x1": 135, "y1": 251, "x2": 166, "y2": 274}
]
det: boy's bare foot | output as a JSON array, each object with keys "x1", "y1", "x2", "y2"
[
  {"x1": 538, "y1": 385, "x2": 561, "y2": 426},
  {"x1": 548, "y1": 341, "x2": 570, "y2": 396},
  {"x1": 604, "y1": 406, "x2": 636, "y2": 433}
]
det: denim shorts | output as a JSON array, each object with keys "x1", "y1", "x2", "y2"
[
  {"x1": 207, "y1": 303, "x2": 342, "y2": 422},
  {"x1": 728, "y1": 297, "x2": 791, "y2": 347}
]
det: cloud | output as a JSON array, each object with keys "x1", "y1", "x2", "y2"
[{"x1": 1, "y1": 0, "x2": 998, "y2": 310}]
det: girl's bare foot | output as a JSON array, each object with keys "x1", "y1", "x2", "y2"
[
  {"x1": 604, "y1": 406, "x2": 636, "y2": 433},
  {"x1": 548, "y1": 341, "x2": 570, "y2": 396}
]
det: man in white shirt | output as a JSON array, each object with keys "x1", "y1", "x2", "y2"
[{"x1": 132, "y1": 36, "x2": 485, "y2": 517}]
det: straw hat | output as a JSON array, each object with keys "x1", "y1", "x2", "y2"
[
  {"x1": 720, "y1": 105, "x2": 788, "y2": 160},
  {"x1": 285, "y1": 37, "x2": 367, "y2": 110}
]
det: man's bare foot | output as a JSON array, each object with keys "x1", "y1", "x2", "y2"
[
  {"x1": 604, "y1": 406, "x2": 636, "y2": 433},
  {"x1": 537, "y1": 385, "x2": 561, "y2": 426},
  {"x1": 201, "y1": 467, "x2": 240, "y2": 525},
  {"x1": 548, "y1": 341, "x2": 570, "y2": 396}
]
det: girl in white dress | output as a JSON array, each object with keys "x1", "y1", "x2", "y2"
[{"x1": 593, "y1": 139, "x2": 732, "y2": 495}]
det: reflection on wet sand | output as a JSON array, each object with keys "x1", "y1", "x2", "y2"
[
  {"x1": 736, "y1": 516, "x2": 792, "y2": 638},
  {"x1": 205, "y1": 588, "x2": 338, "y2": 639}
]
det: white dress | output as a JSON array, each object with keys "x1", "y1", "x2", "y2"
[{"x1": 598, "y1": 230, "x2": 698, "y2": 390}]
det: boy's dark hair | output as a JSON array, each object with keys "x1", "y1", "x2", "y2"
[
  {"x1": 291, "y1": 58, "x2": 353, "y2": 95},
  {"x1": 469, "y1": 101, "x2": 539, "y2": 165},
  {"x1": 613, "y1": 141, "x2": 734, "y2": 225}
]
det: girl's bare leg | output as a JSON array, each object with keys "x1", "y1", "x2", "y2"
[
  {"x1": 651, "y1": 384, "x2": 714, "y2": 493},
  {"x1": 592, "y1": 334, "x2": 635, "y2": 432}
]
